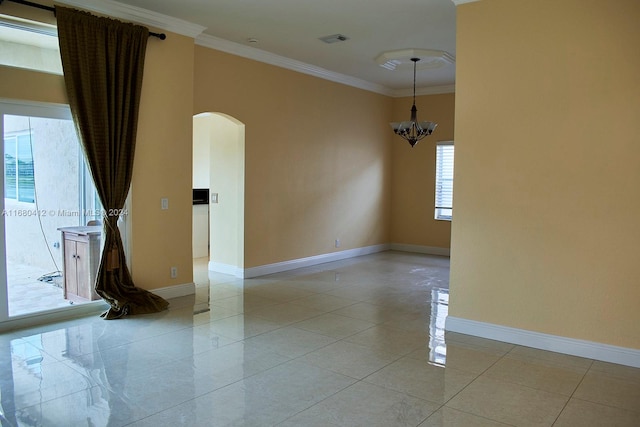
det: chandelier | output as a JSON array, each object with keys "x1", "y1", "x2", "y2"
[{"x1": 390, "y1": 57, "x2": 437, "y2": 147}]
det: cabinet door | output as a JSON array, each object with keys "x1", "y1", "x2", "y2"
[
  {"x1": 64, "y1": 239, "x2": 78, "y2": 297},
  {"x1": 75, "y1": 241, "x2": 91, "y2": 300}
]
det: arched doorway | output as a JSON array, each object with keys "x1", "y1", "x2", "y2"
[{"x1": 192, "y1": 112, "x2": 245, "y2": 276}]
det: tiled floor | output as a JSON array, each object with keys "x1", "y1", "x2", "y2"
[{"x1": 1, "y1": 251, "x2": 639, "y2": 426}]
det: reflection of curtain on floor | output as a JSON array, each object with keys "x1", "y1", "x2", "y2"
[{"x1": 56, "y1": 6, "x2": 168, "y2": 319}]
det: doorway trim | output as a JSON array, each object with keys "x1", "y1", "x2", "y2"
[{"x1": 193, "y1": 112, "x2": 245, "y2": 277}]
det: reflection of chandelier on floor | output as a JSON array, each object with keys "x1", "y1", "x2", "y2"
[{"x1": 390, "y1": 58, "x2": 437, "y2": 147}]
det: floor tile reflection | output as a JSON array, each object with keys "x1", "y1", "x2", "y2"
[{"x1": 1, "y1": 251, "x2": 639, "y2": 426}]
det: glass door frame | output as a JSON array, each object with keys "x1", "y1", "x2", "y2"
[{"x1": 0, "y1": 99, "x2": 128, "y2": 328}]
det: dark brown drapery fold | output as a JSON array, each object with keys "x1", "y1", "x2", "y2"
[{"x1": 56, "y1": 6, "x2": 168, "y2": 319}]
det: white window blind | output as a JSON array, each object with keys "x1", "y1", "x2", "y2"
[{"x1": 435, "y1": 142, "x2": 454, "y2": 220}]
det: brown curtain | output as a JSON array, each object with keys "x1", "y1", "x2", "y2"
[{"x1": 56, "y1": 6, "x2": 168, "y2": 319}]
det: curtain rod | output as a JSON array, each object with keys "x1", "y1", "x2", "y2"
[{"x1": 0, "y1": 0, "x2": 167, "y2": 39}]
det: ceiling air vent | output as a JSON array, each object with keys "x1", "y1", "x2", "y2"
[{"x1": 319, "y1": 34, "x2": 349, "y2": 44}]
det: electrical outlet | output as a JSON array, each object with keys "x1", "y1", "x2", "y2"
[
  {"x1": 161, "y1": 198, "x2": 169, "y2": 210},
  {"x1": 170, "y1": 266, "x2": 177, "y2": 278},
  {"x1": 335, "y1": 238, "x2": 340, "y2": 248}
]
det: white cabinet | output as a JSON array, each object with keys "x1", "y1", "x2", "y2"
[{"x1": 58, "y1": 226, "x2": 101, "y2": 301}]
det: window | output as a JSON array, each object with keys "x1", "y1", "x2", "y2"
[
  {"x1": 80, "y1": 158, "x2": 103, "y2": 225},
  {"x1": 0, "y1": 15, "x2": 62, "y2": 74},
  {"x1": 435, "y1": 142, "x2": 454, "y2": 220},
  {"x1": 2, "y1": 110, "x2": 102, "y2": 220},
  {"x1": 4, "y1": 131, "x2": 35, "y2": 203}
]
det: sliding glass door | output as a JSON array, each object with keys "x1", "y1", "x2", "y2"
[{"x1": 0, "y1": 101, "x2": 107, "y2": 320}]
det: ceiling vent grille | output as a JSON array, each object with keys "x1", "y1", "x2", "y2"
[{"x1": 319, "y1": 34, "x2": 349, "y2": 44}]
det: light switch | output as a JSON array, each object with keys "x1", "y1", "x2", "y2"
[
  {"x1": 161, "y1": 198, "x2": 169, "y2": 210},
  {"x1": 211, "y1": 193, "x2": 218, "y2": 203}
]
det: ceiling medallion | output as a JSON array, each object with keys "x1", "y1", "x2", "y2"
[{"x1": 375, "y1": 48, "x2": 455, "y2": 71}]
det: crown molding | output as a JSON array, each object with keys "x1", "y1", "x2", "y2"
[
  {"x1": 196, "y1": 34, "x2": 455, "y2": 97},
  {"x1": 451, "y1": 0, "x2": 481, "y2": 5},
  {"x1": 196, "y1": 34, "x2": 395, "y2": 96},
  {"x1": 57, "y1": 0, "x2": 206, "y2": 38},
  {"x1": 53, "y1": 1, "x2": 452, "y2": 96}
]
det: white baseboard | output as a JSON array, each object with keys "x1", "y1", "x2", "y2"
[
  {"x1": 446, "y1": 316, "x2": 640, "y2": 368},
  {"x1": 208, "y1": 244, "x2": 448, "y2": 279},
  {"x1": 151, "y1": 282, "x2": 196, "y2": 300},
  {"x1": 390, "y1": 243, "x2": 450, "y2": 257},
  {"x1": 209, "y1": 261, "x2": 245, "y2": 278},
  {"x1": 242, "y1": 244, "x2": 391, "y2": 278}
]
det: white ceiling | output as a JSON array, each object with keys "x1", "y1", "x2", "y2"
[{"x1": 107, "y1": 0, "x2": 458, "y2": 96}]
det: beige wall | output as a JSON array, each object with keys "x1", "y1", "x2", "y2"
[
  {"x1": 0, "y1": 3, "x2": 195, "y2": 291},
  {"x1": 390, "y1": 93, "x2": 454, "y2": 249},
  {"x1": 451, "y1": 0, "x2": 640, "y2": 349},
  {"x1": 130, "y1": 31, "x2": 194, "y2": 289},
  {"x1": 0, "y1": 66, "x2": 67, "y2": 104},
  {"x1": 194, "y1": 47, "x2": 393, "y2": 268}
]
